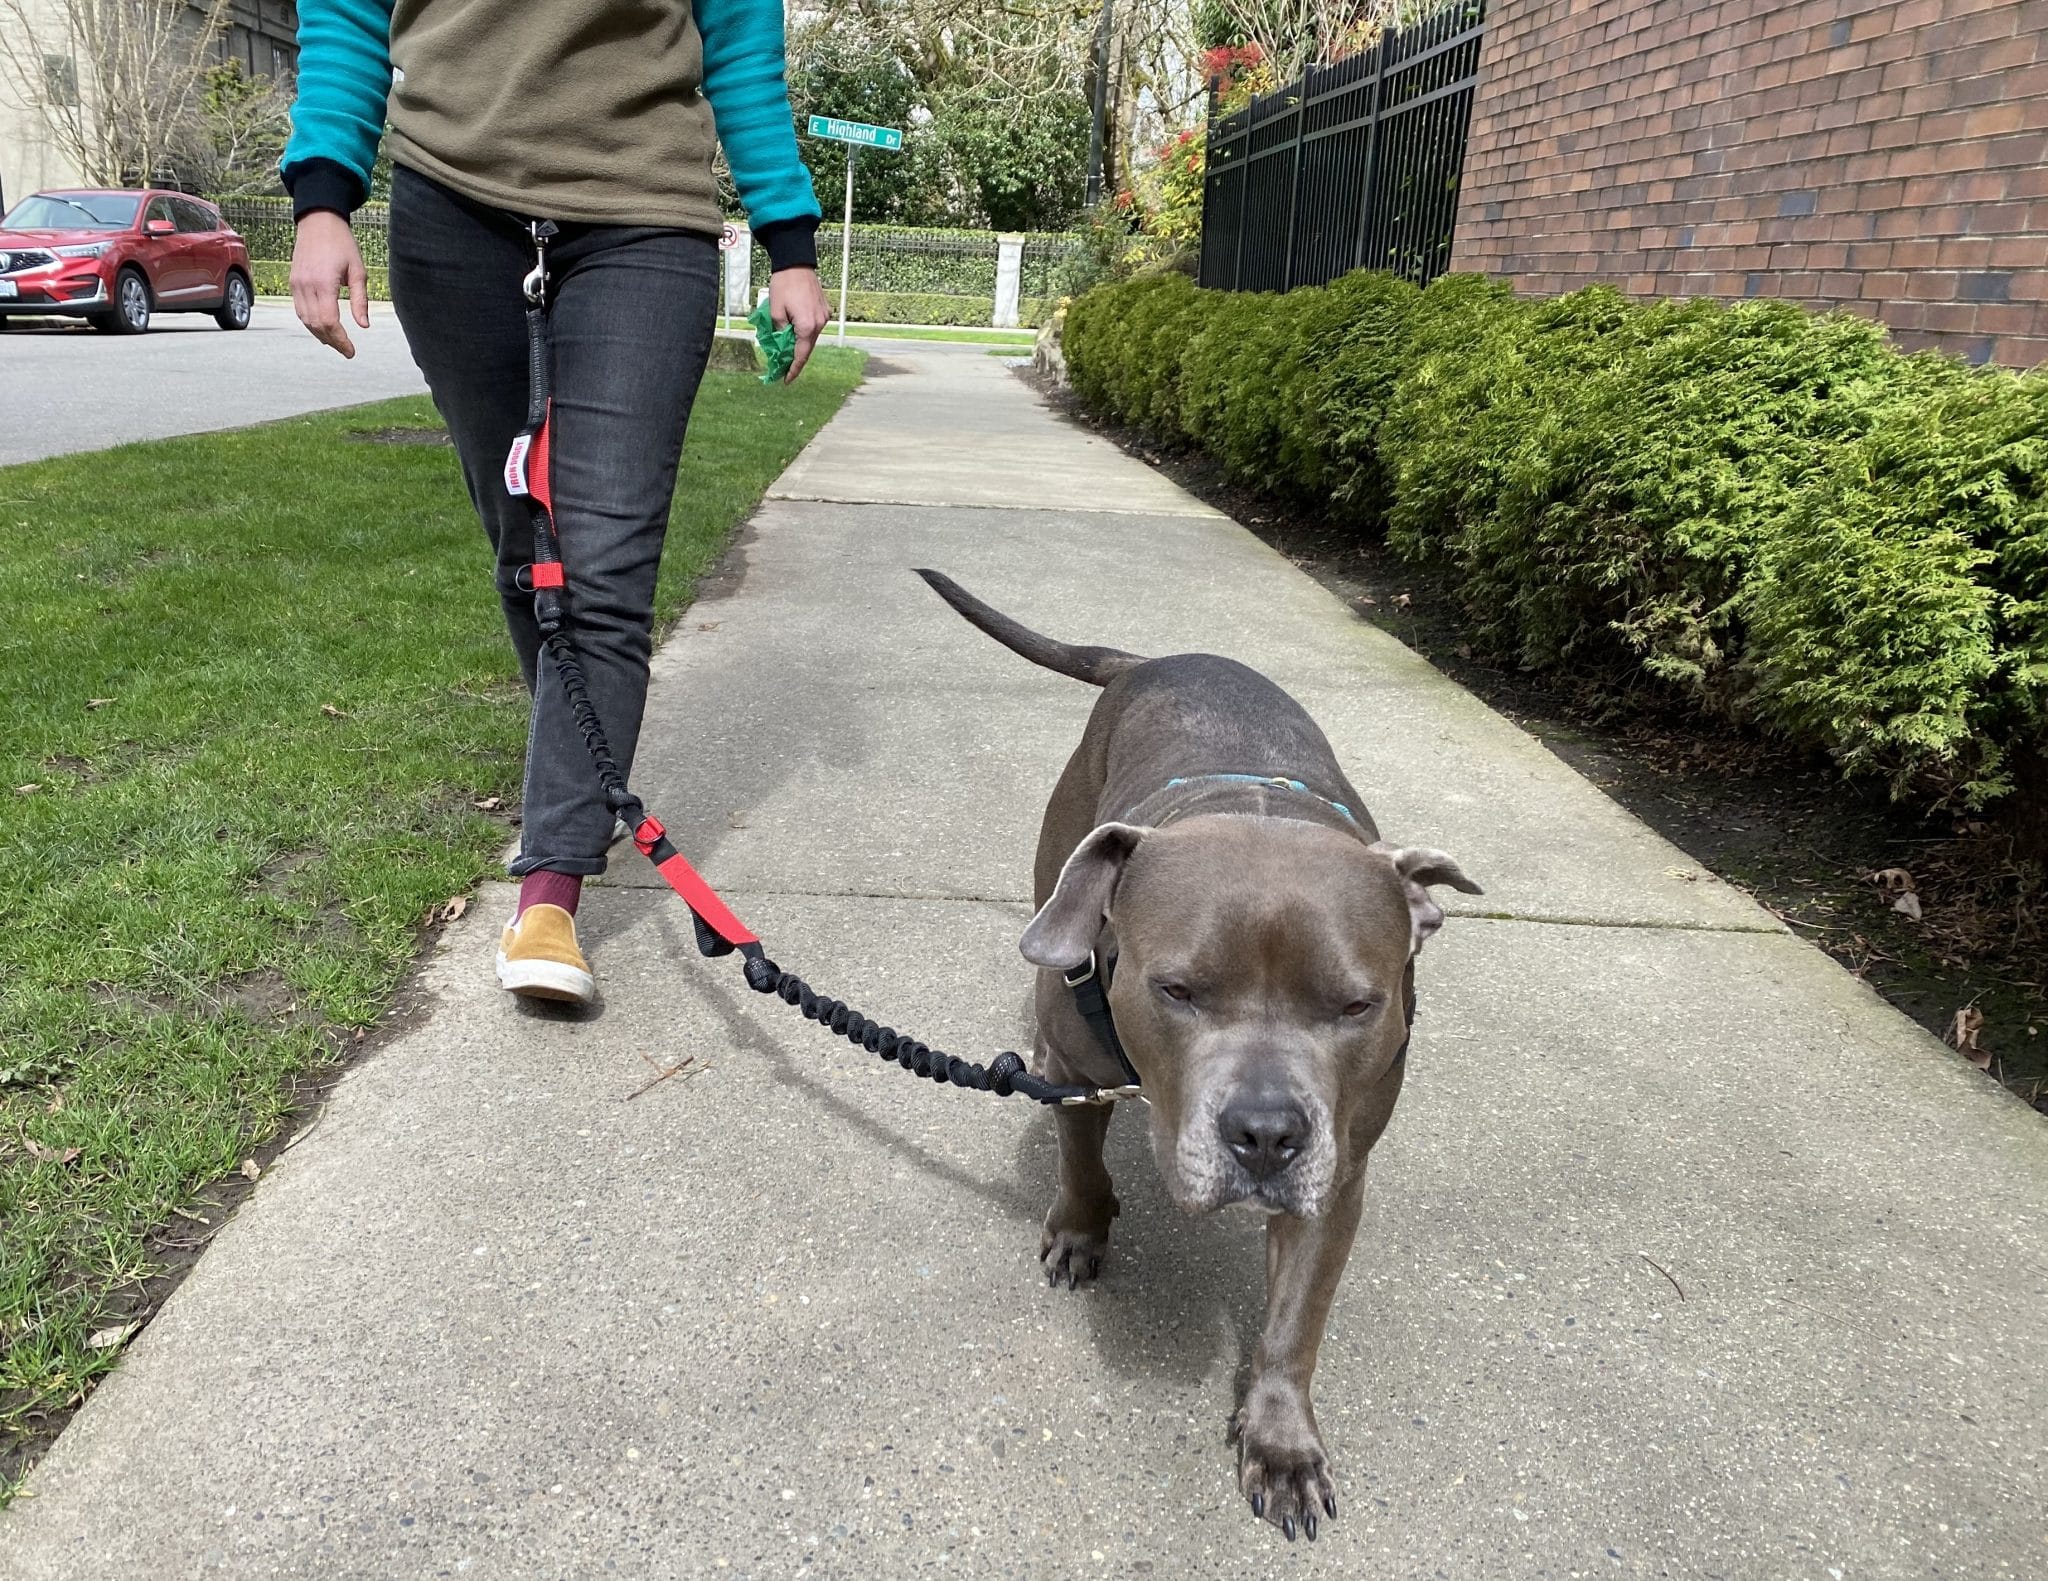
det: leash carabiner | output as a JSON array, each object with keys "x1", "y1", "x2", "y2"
[{"x1": 523, "y1": 219, "x2": 556, "y2": 306}]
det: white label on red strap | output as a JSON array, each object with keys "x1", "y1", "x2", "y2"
[{"x1": 504, "y1": 433, "x2": 531, "y2": 498}]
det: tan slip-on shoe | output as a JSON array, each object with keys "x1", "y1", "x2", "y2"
[{"x1": 496, "y1": 903, "x2": 596, "y2": 1005}]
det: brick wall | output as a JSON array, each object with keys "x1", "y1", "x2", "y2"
[{"x1": 1450, "y1": 0, "x2": 2048, "y2": 367}]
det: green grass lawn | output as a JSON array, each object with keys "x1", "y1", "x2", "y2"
[{"x1": 0, "y1": 349, "x2": 863, "y2": 1498}]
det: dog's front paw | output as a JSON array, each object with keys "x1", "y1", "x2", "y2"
[
  {"x1": 1230, "y1": 1387, "x2": 1336, "y2": 1542},
  {"x1": 1038, "y1": 1193, "x2": 1117, "y2": 1290}
]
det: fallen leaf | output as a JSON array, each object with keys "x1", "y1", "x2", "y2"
[
  {"x1": 697, "y1": 621, "x2": 722, "y2": 632},
  {"x1": 1951, "y1": 1006, "x2": 1989, "y2": 1069},
  {"x1": 46, "y1": 1089, "x2": 63, "y2": 1115},
  {"x1": 472, "y1": 796, "x2": 502, "y2": 812},
  {"x1": 86, "y1": 697, "x2": 115, "y2": 710},
  {"x1": 23, "y1": 1137, "x2": 80, "y2": 1165},
  {"x1": 1892, "y1": 890, "x2": 1923, "y2": 921},
  {"x1": 1393, "y1": 592, "x2": 1413, "y2": 610},
  {"x1": 86, "y1": 1323, "x2": 139, "y2": 1351},
  {"x1": 320, "y1": 703, "x2": 347, "y2": 719},
  {"x1": 14, "y1": 783, "x2": 39, "y2": 795},
  {"x1": 441, "y1": 895, "x2": 468, "y2": 923},
  {"x1": 1455, "y1": 644, "x2": 1473, "y2": 660},
  {"x1": 1869, "y1": 867, "x2": 1916, "y2": 893},
  {"x1": 240, "y1": 1158, "x2": 261, "y2": 1181}
]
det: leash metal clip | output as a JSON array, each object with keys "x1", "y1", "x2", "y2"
[
  {"x1": 1061, "y1": 1083, "x2": 1146, "y2": 1107},
  {"x1": 522, "y1": 219, "x2": 557, "y2": 305}
]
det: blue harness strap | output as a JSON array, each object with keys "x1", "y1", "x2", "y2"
[{"x1": 1149, "y1": 773, "x2": 1360, "y2": 826}]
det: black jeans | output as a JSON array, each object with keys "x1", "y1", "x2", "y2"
[{"x1": 388, "y1": 164, "x2": 719, "y2": 876}]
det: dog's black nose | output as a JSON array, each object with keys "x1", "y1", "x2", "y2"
[{"x1": 1219, "y1": 1100, "x2": 1309, "y2": 1180}]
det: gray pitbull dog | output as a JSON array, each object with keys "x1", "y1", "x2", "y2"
[{"x1": 918, "y1": 570, "x2": 1480, "y2": 1542}]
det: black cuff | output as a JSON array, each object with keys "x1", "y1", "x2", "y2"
[
  {"x1": 755, "y1": 215, "x2": 819, "y2": 272},
  {"x1": 281, "y1": 158, "x2": 368, "y2": 222}
]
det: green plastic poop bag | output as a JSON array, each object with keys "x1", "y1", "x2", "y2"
[{"x1": 748, "y1": 299, "x2": 796, "y2": 385}]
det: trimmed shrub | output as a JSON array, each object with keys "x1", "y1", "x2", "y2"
[
  {"x1": 1059, "y1": 266, "x2": 2048, "y2": 825},
  {"x1": 1063, "y1": 272, "x2": 1217, "y2": 438},
  {"x1": 1751, "y1": 372, "x2": 2048, "y2": 806},
  {"x1": 1384, "y1": 285, "x2": 1968, "y2": 688},
  {"x1": 1305, "y1": 271, "x2": 1422, "y2": 521}
]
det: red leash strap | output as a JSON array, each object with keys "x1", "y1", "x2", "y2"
[{"x1": 635, "y1": 817, "x2": 759, "y2": 948}]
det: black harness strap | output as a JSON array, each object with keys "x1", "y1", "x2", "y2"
[{"x1": 1064, "y1": 951, "x2": 1142, "y2": 1089}]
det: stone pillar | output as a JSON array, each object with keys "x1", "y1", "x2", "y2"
[
  {"x1": 993, "y1": 234, "x2": 1024, "y2": 328},
  {"x1": 723, "y1": 227, "x2": 752, "y2": 318}
]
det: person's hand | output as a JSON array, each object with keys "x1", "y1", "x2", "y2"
[
  {"x1": 769, "y1": 267, "x2": 831, "y2": 382},
  {"x1": 290, "y1": 210, "x2": 370, "y2": 358}
]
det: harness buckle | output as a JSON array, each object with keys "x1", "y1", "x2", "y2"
[{"x1": 1062, "y1": 953, "x2": 1097, "y2": 989}]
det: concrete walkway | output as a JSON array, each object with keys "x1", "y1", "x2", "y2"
[{"x1": 6, "y1": 346, "x2": 2044, "y2": 1579}]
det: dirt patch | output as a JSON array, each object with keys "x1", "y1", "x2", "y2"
[
  {"x1": 1025, "y1": 368, "x2": 2048, "y2": 1110},
  {"x1": 348, "y1": 426, "x2": 452, "y2": 447}
]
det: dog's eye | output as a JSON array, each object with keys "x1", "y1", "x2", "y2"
[
  {"x1": 1159, "y1": 982, "x2": 1192, "y2": 1003},
  {"x1": 1342, "y1": 998, "x2": 1376, "y2": 1018}
]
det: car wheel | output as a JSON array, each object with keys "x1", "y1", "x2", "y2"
[
  {"x1": 104, "y1": 269, "x2": 151, "y2": 334},
  {"x1": 214, "y1": 271, "x2": 252, "y2": 331}
]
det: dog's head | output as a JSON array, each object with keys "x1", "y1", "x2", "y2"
[{"x1": 1022, "y1": 816, "x2": 1479, "y2": 1218}]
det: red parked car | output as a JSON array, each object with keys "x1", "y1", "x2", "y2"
[{"x1": 0, "y1": 188, "x2": 254, "y2": 334}]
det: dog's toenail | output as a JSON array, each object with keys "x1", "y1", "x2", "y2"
[
  {"x1": 1323, "y1": 1492, "x2": 1337, "y2": 1518},
  {"x1": 1282, "y1": 1516, "x2": 1296, "y2": 1541},
  {"x1": 1250, "y1": 1493, "x2": 1264, "y2": 1518},
  {"x1": 1305, "y1": 1513, "x2": 1318, "y2": 1541}
]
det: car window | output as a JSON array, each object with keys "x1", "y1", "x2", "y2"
[
  {"x1": 1, "y1": 192, "x2": 140, "y2": 229},
  {"x1": 172, "y1": 199, "x2": 216, "y2": 234},
  {"x1": 144, "y1": 197, "x2": 177, "y2": 230}
]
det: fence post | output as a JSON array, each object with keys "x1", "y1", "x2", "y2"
[
  {"x1": 1281, "y1": 89, "x2": 1307, "y2": 290},
  {"x1": 1351, "y1": 42, "x2": 1390, "y2": 271},
  {"x1": 723, "y1": 226, "x2": 751, "y2": 318},
  {"x1": 993, "y1": 235, "x2": 1024, "y2": 327}
]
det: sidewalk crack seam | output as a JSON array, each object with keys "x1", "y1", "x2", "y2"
[{"x1": 1450, "y1": 909, "x2": 1783, "y2": 935}]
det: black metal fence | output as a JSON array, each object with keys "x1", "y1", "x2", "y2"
[{"x1": 1200, "y1": 2, "x2": 1487, "y2": 292}]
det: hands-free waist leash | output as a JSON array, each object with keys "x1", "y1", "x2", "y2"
[{"x1": 503, "y1": 220, "x2": 1134, "y2": 1107}]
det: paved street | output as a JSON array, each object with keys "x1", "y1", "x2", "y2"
[
  {"x1": 0, "y1": 302, "x2": 424, "y2": 465},
  {"x1": 3, "y1": 346, "x2": 2043, "y2": 1578}
]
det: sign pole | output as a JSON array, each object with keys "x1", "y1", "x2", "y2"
[{"x1": 838, "y1": 145, "x2": 854, "y2": 346}]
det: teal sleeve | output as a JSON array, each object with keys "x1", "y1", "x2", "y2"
[
  {"x1": 279, "y1": 0, "x2": 397, "y2": 216},
  {"x1": 696, "y1": 0, "x2": 822, "y2": 230}
]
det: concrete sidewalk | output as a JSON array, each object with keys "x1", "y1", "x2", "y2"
[{"x1": 6, "y1": 346, "x2": 2043, "y2": 1579}]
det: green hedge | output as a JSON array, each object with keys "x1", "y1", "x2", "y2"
[
  {"x1": 250, "y1": 260, "x2": 392, "y2": 301},
  {"x1": 1064, "y1": 270, "x2": 2048, "y2": 821}
]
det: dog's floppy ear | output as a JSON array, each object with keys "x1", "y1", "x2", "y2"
[
  {"x1": 1020, "y1": 822, "x2": 1149, "y2": 970},
  {"x1": 1369, "y1": 842, "x2": 1483, "y2": 953}
]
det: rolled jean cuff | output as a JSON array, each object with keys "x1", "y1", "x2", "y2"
[{"x1": 507, "y1": 854, "x2": 609, "y2": 879}]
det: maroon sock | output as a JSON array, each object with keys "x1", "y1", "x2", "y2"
[{"x1": 517, "y1": 870, "x2": 582, "y2": 918}]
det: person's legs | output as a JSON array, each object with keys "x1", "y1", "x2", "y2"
[
  {"x1": 515, "y1": 217, "x2": 720, "y2": 875},
  {"x1": 387, "y1": 166, "x2": 719, "y2": 993}
]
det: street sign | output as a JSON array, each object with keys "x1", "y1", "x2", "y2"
[
  {"x1": 809, "y1": 115, "x2": 904, "y2": 345},
  {"x1": 808, "y1": 115, "x2": 905, "y2": 152}
]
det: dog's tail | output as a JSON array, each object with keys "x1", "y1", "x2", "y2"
[{"x1": 915, "y1": 569, "x2": 1145, "y2": 688}]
